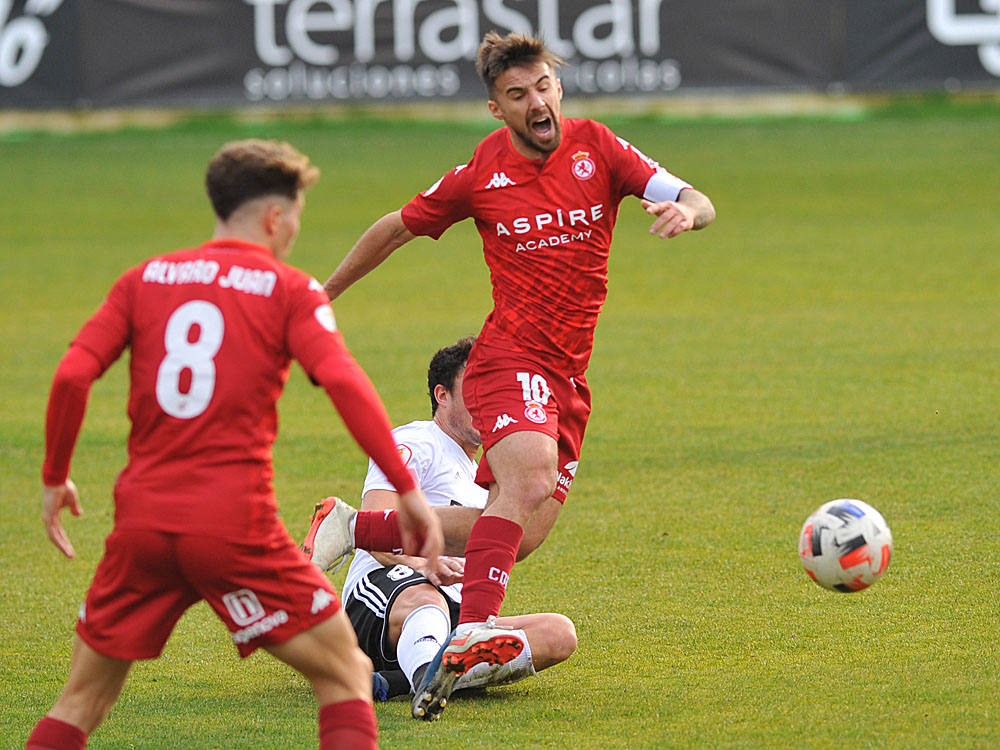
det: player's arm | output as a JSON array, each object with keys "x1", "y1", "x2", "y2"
[
  {"x1": 361, "y1": 489, "x2": 465, "y2": 585},
  {"x1": 641, "y1": 188, "x2": 716, "y2": 239},
  {"x1": 324, "y1": 210, "x2": 415, "y2": 300},
  {"x1": 308, "y1": 348, "x2": 444, "y2": 575},
  {"x1": 41, "y1": 344, "x2": 105, "y2": 558}
]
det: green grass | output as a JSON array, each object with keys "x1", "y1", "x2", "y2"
[{"x1": 2, "y1": 95, "x2": 999, "y2": 748}]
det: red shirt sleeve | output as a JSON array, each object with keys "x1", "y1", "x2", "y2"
[
  {"x1": 42, "y1": 345, "x2": 104, "y2": 485},
  {"x1": 597, "y1": 121, "x2": 691, "y2": 201},
  {"x1": 42, "y1": 273, "x2": 134, "y2": 484},
  {"x1": 400, "y1": 162, "x2": 476, "y2": 240}
]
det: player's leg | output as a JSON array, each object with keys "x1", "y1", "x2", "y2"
[
  {"x1": 456, "y1": 429, "x2": 558, "y2": 627},
  {"x1": 26, "y1": 636, "x2": 132, "y2": 748},
  {"x1": 186, "y1": 526, "x2": 377, "y2": 750},
  {"x1": 266, "y1": 610, "x2": 379, "y2": 750},
  {"x1": 304, "y1": 497, "x2": 482, "y2": 569},
  {"x1": 493, "y1": 612, "x2": 577, "y2": 671},
  {"x1": 517, "y1": 494, "x2": 563, "y2": 560},
  {"x1": 267, "y1": 609, "x2": 372, "y2": 704},
  {"x1": 28, "y1": 529, "x2": 196, "y2": 749},
  {"x1": 384, "y1": 583, "x2": 453, "y2": 696}
]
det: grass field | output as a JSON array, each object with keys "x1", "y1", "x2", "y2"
[{"x1": 2, "y1": 94, "x2": 999, "y2": 748}]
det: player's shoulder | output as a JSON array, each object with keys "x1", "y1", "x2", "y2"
[
  {"x1": 391, "y1": 419, "x2": 438, "y2": 446},
  {"x1": 469, "y1": 127, "x2": 514, "y2": 168},
  {"x1": 565, "y1": 117, "x2": 618, "y2": 141},
  {"x1": 476, "y1": 126, "x2": 511, "y2": 153}
]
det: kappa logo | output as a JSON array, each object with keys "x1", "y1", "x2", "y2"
[
  {"x1": 492, "y1": 413, "x2": 519, "y2": 432},
  {"x1": 311, "y1": 588, "x2": 335, "y2": 615},
  {"x1": 484, "y1": 172, "x2": 517, "y2": 189}
]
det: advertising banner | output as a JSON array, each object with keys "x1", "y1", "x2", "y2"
[{"x1": 1, "y1": 0, "x2": 998, "y2": 109}]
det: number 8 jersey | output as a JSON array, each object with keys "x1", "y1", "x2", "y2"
[{"x1": 49, "y1": 239, "x2": 384, "y2": 540}]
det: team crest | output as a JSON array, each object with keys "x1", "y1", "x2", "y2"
[
  {"x1": 524, "y1": 401, "x2": 547, "y2": 424},
  {"x1": 397, "y1": 443, "x2": 413, "y2": 466},
  {"x1": 571, "y1": 151, "x2": 596, "y2": 181}
]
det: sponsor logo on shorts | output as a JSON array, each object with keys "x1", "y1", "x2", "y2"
[
  {"x1": 232, "y1": 609, "x2": 289, "y2": 645},
  {"x1": 492, "y1": 413, "x2": 519, "y2": 432},
  {"x1": 557, "y1": 460, "x2": 579, "y2": 493},
  {"x1": 524, "y1": 401, "x2": 547, "y2": 424},
  {"x1": 223, "y1": 588, "x2": 266, "y2": 626},
  {"x1": 311, "y1": 588, "x2": 335, "y2": 615}
]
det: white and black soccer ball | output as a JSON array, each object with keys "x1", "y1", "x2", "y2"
[{"x1": 798, "y1": 499, "x2": 892, "y2": 592}]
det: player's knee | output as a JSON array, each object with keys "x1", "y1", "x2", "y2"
[
  {"x1": 388, "y1": 586, "x2": 447, "y2": 631},
  {"x1": 549, "y1": 614, "x2": 578, "y2": 662},
  {"x1": 394, "y1": 583, "x2": 446, "y2": 611}
]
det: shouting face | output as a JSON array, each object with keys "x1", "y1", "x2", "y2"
[{"x1": 488, "y1": 60, "x2": 564, "y2": 160}]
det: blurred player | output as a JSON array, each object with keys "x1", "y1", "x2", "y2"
[
  {"x1": 28, "y1": 139, "x2": 442, "y2": 750},
  {"x1": 323, "y1": 32, "x2": 716, "y2": 721},
  {"x1": 312, "y1": 338, "x2": 576, "y2": 703}
]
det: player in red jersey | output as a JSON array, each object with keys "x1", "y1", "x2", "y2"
[
  {"x1": 322, "y1": 32, "x2": 715, "y2": 721},
  {"x1": 27, "y1": 139, "x2": 443, "y2": 750}
]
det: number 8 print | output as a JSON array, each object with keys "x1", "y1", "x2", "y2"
[{"x1": 155, "y1": 300, "x2": 224, "y2": 419}]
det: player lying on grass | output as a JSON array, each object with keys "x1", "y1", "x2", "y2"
[
  {"x1": 29, "y1": 139, "x2": 442, "y2": 750},
  {"x1": 303, "y1": 338, "x2": 576, "y2": 709}
]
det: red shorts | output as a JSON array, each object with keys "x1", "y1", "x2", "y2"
[
  {"x1": 463, "y1": 342, "x2": 591, "y2": 503},
  {"x1": 76, "y1": 525, "x2": 341, "y2": 660}
]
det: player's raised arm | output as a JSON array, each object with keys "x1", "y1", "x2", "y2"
[
  {"x1": 324, "y1": 210, "x2": 416, "y2": 300},
  {"x1": 641, "y1": 188, "x2": 716, "y2": 239}
]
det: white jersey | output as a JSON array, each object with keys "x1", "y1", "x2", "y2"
[{"x1": 342, "y1": 419, "x2": 488, "y2": 604}]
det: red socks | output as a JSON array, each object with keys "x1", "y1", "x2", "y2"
[
  {"x1": 26, "y1": 717, "x2": 86, "y2": 750},
  {"x1": 354, "y1": 510, "x2": 525, "y2": 625},
  {"x1": 25, "y1": 703, "x2": 375, "y2": 750},
  {"x1": 457, "y1": 515, "x2": 523, "y2": 625},
  {"x1": 319, "y1": 700, "x2": 377, "y2": 750},
  {"x1": 353, "y1": 509, "x2": 403, "y2": 554}
]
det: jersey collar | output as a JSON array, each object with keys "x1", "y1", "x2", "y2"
[{"x1": 201, "y1": 238, "x2": 273, "y2": 257}]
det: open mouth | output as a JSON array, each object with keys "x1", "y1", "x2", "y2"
[{"x1": 530, "y1": 115, "x2": 554, "y2": 138}]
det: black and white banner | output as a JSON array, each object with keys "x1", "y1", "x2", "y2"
[{"x1": 2, "y1": 0, "x2": 998, "y2": 108}]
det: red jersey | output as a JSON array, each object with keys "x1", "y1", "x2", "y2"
[
  {"x1": 401, "y1": 117, "x2": 691, "y2": 373},
  {"x1": 44, "y1": 239, "x2": 414, "y2": 540}
]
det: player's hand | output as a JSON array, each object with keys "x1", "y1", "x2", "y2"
[
  {"x1": 395, "y1": 488, "x2": 445, "y2": 585},
  {"x1": 423, "y1": 556, "x2": 464, "y2": 587},
  {"x1": 641, "y1": 198, "x2": 696, "y2": 238},
  {"x1": 43, "y1": 479, "x2": 82, "y2": 559}
]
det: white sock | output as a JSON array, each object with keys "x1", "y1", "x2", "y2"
[
  {"x1": 397, "y1": 604, "x2": 451, "y2": 691},
  {"x1": 454, "y1": 628, "x2": 536, "y2": 691},
  {"x1": 348, "y1": 515, "x2": 357, "y2": 546}
]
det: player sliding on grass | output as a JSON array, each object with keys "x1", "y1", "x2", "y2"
[
  {"x1": 304, "y1": 338, "x2": 577, "y2": 704},
  {"x1": 29, "y1": 139, "x2": 443, "y2": 750},
  {"x1": 320, "y1": 31, "x2": 716, "y2": 721}
]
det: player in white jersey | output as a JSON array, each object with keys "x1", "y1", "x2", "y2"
[{"x1": 340, "y1": 339, "x2": 577, "y2": 701}]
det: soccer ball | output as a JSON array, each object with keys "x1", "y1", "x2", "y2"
[{"x1": 798, "y1": 499, "x2": 892, "y2": 592}]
